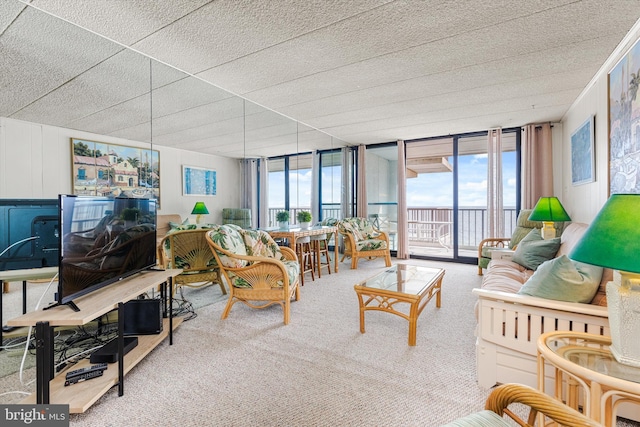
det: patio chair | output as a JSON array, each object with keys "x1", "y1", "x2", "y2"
[
  {"x1": 158, "y1": 228, "x2": 227, "y2": 297},
  {"x1": 442, "y1": 383, "x2": 600, "y2": 426},
  {"x1": 337, "y1": 217, "x2": 391, "y2": 269},
  {"x1": 205, "y1": 224, "x2": 300, "y2": 325}
]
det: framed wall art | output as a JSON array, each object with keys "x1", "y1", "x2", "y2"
[
  {"x1": 570, "y1": 115, "x2": 595, "y2": 186},
  {"x1": 608, "y1": 36, "x2": 640, "y2": 194},
  {"x1": 182, "y1": 165, "x2": 216, "y2": 196},
  {"x1": 71, "y1": 138, "x2": 160, "y2": 205}
]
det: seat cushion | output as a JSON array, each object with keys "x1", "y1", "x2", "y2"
[
  {"x1": 442, "y1": 410, "x2": 509, "y2": 426},
  {"x1": 356, "y1": 238, "x2": 388, "y2": 251}
]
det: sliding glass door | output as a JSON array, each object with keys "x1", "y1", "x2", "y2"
[
  {"x1": 405, "y1": 129, "x2": 519, "y2": 262},
  {"x1": 365, "y1": 144, "x2": 398, "y2": 251}
]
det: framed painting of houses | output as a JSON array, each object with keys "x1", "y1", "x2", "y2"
[
  {"x1": 71, "y1": 138, "x2": 160, "y2": 206},
  {"x1": 570, "y1": 115, "x2": 595, "y2": 186},
  {"x1": 182, "y1": 165, "x2": 216, "y2": 196},
  {"x1": 608, "y1": 36, "x2": 640, "y2": 195}
]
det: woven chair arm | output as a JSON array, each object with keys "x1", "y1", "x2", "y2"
[
  {"x1": 477, "y1": 237, "x2": 511, "y2": 257},
  {"x1": 157, "y1": 234, "x2": 171, "y2": 268},
  {"x1": 372, "y1": 230, "x2": 389, "y2": 243},
  {"x1": 279, "y1": 246, "x2": 298, "y2": 261},
  {"x1": 485, "y1": 383, "x2": 601, "y2": 427},
  {"x1": 337, "y1": 229, "x2": 358, "y2": 245}
]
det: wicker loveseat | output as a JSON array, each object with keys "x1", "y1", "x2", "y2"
[{"x1": 474, "y1": 222, "x2": 611, "y2": 391}]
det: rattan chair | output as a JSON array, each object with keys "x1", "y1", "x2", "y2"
[
  {"x1": 442, "y1": 383, "x2": 600, "y2": 426},
  {"x1": 205, "y1": 225, "x2": 300, "y2": 325},
  {"x1": 337, "y1": 217, "x2": 391, "y2": 269},
  {"x1": 158, "y1": 228, "x2": 226, "y2": 296}
]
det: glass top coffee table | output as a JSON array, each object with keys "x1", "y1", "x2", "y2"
[{"x1": 353, "y1": 264, "x2": 445, "y2": 346}]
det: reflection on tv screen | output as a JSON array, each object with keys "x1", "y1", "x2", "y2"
[{"x1": 58, "y1": 196, "x2": 157, "y2": 306}]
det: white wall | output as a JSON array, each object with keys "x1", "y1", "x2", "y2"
[
  {"x1": 0, "y1": 117, "x2": 241, "y2": 224},
  {"x1": 560, "y1": 22, "x2": 640, "y2": 223}
]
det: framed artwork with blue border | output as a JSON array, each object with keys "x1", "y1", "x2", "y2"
[
  {"x1": 182, "y1": 165, "x2": 216, "y2": 196},
  {"x1": 608, "y1": 36, "x2": 640, "y2": 194},
  {"x1": 570, "y1": 115, "x2": 595, "y2": 186}
]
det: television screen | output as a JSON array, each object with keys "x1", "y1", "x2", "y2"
[
  {"x1": 0, "y1": 199, "x2": 59, "y2": 271},
  {"x1": 58, "y1": 195, "x2": 157, "y2": 307}
]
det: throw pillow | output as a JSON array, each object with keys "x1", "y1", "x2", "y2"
[
  {"x1": 518, "y1": 255, "x2": 604, "y2": 303},
  {"x1": 511, "y1": 229, "x2": 560, "y2": 270}
]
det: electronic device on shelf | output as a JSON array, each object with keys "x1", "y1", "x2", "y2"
[
  {"x1": 55, "y1": 195, "x2": 157, "y2": 311},
  {"x1": 64, "y1": 369, "x2": 105, "y2": 386},
  {"x1": 0, "y1": 198, "x2": 59, "y2": 271},
  {"x1": 65, "y1": 363, "x2": 108, "y2": 380},
  {"x1": 89, "y1": 336, "x2": 138, "y2": 364}
]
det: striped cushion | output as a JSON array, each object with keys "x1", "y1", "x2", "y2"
[{"x1": 442, "y1": 410, "x2": 509, "y2": 426}]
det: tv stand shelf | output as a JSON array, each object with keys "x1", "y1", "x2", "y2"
[{"x1": 7, "y1": 268, "x2": 182, "y2": 413}]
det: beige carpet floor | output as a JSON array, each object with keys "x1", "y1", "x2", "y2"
[{"x1": 1, "y1": 258, "x2": 638, "y2": 426}]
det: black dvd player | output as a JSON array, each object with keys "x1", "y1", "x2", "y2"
[{"x1": 89, "y1": 337, "x2": 138, "y2": 364}]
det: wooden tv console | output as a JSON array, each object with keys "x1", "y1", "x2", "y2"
[{"x1": 7, "y1": 268, "x2": 182, "y2": 413}]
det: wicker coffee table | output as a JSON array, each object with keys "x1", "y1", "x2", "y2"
[{"x1": 353, "y1": 264, "x2": 444, "y2": 346}]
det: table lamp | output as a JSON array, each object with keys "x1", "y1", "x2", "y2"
[
  {"x1": 570, "y1": 194, "x2": 640, "y2": 367},
  {"x1": 191, "y1": 202, "x2": 209, "y2": 224},
  {"x1": 528, "y1": 197, "x2": 571, "y2": 239}
]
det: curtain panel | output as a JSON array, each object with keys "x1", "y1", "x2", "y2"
[
  {"x1": 397, "y1": 140, "x2": 409, "y2": 259},
  {"x1": 522, "y1": 123, "x2": 553, "y2": 208},
  {"x1": 356, "y1": 145, "x2": 367, "y2": 218},
  {"x1": 487, "y1": 128, "x2": 504, "y2": 238}
]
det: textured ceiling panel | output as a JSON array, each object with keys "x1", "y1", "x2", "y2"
[
  {"x1": 30, "y1": 0, "x2": 213, "y2": 45},
  {"x1": 0, "y1": 5, "x2": 121, "y2": 117},
  {"x1": 130, "y1": 0, "x2": 394, "y2": 73},
  {"x1": 2, "y1": 0, "x2": 640, "y2": 158},
  {"x1": 12, "y1": 49, "x2": 150, "y2": 125},
  {"x1": 195, "y1": 0, "x2": 581, "y2": 94}
]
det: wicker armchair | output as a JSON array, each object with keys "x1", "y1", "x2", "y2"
[
  {"x1": 205, "y1": 224, "x2": 300, "y2": 325},
  {"x1": 158, "y1": 228, "x2": 226, "y2": 296},
  {"x1": 443, "y1": 383, "x2": 600, "y2": 426},
  {"x1": 337, "y1": 217, "x2": 391, "y2": 269}
]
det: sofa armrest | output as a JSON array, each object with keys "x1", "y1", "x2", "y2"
[{"x1": 473, "y1": 288, "x2": 609, "y2": 318}]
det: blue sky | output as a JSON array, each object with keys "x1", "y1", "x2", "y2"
[{"x1": 268, "y1": 151, "x2": 517, "y2": 208}]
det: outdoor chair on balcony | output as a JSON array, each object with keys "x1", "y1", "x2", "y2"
[
  {"x1": 205, "y1": 224, "x2": 300, "y2": 325},
  {"x1": 477, "y1": 209, "x2": 567, "y2": 275},
  {"x1": 337, "y1": 217, "x2": 392, "y2": 269}
]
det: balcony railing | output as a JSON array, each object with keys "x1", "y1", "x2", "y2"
[{"x1": 267, "y1": 206, "x2": 517, "y2": 251}]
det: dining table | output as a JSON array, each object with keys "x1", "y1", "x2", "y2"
[{"x1": 263, "y1": 225, "x2": 339, "y2": 273}]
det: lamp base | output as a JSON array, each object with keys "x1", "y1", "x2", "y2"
[
  {"x1": 540, "y1": 221, "x2": 556, "y2": 240},
  {"x1": 607, "y1": 274, "x2": 640, "y2": 367}
]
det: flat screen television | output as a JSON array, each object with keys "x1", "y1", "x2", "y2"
[
  {"x1": 57, "y1": 195, "x2": 157, "y2": 310},
  {"x1": 0, "y1": 199, "x2": 59, "y2": 271}
]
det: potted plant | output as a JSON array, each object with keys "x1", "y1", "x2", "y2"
[
  {"x1": 276, "y1": 211, "x2": 290, "y2": 229},
  {"x1": 297, "y1": 211, "x2": 312, "y2": 229}
]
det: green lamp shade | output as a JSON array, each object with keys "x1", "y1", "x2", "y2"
[
  {"x1": 528, "y1": 197, "x2": 571, "y2": 222},
  {"x1": 570, "y1": 194, "x2": 640, "y2": 274},
  {"x1": 191, "y1": 202, "x2": 209, "y2": 215}
]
